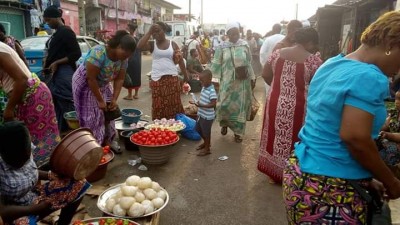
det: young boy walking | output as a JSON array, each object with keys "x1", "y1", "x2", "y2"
[{"x1": 190, "y1": 69, "x2": 217, "y2": 156}]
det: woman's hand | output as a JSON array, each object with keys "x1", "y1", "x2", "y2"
[
  {"x1": 30, "y1": 201, "x2": 52, "y2": 215},
  {"x1": 385, "y1": 178, "x2": 400, "y2": 199},
  {"x1": 107, "y1": 100, "x2": 118, "y2": 111},
  {"x1": 48, "y1": 62, "x2": 58, "y2": 74},
  {"x1": 3, "y1": 108, "x2": 15, "y2": 122},
  {"x1": 368, "y1": 179, "x2": 386, "y2": 198},
  {"x1": 98, "y1": 100, "x2": 107, "y2": 111}
]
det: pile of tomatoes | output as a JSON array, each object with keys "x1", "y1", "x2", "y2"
[
  {"x1": 131, "y1": 128, "x2": 179, "y2": 146},
  {"x1": 100, "y1": 146, "x2": 110, "y2": 164}
]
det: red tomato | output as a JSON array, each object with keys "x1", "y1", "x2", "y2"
[{"x1": 165, "y1": 136, "x2": 170, "y2": 142}]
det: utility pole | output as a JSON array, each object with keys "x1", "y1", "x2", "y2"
[
  {"x1": 295, "y1": 2, "x2": 298, "y2": 20},
  {"x1": 116, "y1": 0, "x2": 119, "y2": 30},
  {"x1": 200, "y1": 0, "x2": 203, "y2": 25},
  {"x1": 78, "y1": 0, "x2": 86, "y2": 35},
  {"x1": 189, "y1": 0, "x2": 191, "y2": 21}
]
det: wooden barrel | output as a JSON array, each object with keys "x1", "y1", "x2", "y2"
[{"x1": 50, "y1": 128, "x2": 103, "y2": 180}]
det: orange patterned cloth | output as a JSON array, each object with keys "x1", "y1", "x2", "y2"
[{"x1": 151, "y1": 75, "x2": 184, "y2": 120}]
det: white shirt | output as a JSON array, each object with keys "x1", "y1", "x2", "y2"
[
  {"x1": 259, "y1": 34, "x2": 285, "y2": 66},
  {"x1": 151, "y1": 40, "x2": 178, "y2": 81},
  {"x1": 0, "y1": 42, "x2": 32, "y2": 94}
]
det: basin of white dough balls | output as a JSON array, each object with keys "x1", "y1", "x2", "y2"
[{"x1": 98, "y1": 175, "x2": 169, "y2": 218}]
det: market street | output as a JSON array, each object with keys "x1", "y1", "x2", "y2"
[{"x1": 81, "y1": 55, "x2": 287, "y2": 225}]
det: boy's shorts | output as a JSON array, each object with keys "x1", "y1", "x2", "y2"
[{"x1": 195, "y1": 117, "x2": 214, "y2": 138}]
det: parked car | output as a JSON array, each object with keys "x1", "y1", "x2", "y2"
[{"x1": 20, "y1": 35, "x2": 103, "y2": 78}]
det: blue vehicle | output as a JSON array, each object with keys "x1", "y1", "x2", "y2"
[{"x1": 20, "y1": 35, "x2": 103, "y2": 78}]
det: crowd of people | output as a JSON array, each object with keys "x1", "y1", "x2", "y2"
[{"x1": 1, "y1": 3, "x2": 400, "y2": 224}]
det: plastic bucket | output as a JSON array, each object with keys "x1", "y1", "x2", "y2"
[
  {"x1": 50, "y1": 128, "x2": 103, "y2": 180},
  {"x1": 120, "y1": 130, "x2": 140, "y2": 151},
  {"x1": 121, "y1": 108, "x2": 142, "y2": 124}
]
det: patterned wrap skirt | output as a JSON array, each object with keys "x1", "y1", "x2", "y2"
[
  {"x1": 72, "y1": 69, "x2": 115, "y2": 145},
  {"x1": 16, "y1": 75, "x2": 61, "y2": 168},
  {"x1": 13, "y1": 172, "x2": 90, "y2": 225},
  {"x1": 283, "y1": 156, "x2": 369, "y2": 225},
  {"x1": 151, "y1": 75, "x2": 184, "y2": 120}
]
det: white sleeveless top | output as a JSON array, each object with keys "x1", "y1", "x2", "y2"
[
  {"x1": 151, "y1": 40, "x2": 178, "y2": 81},
  {"x1": 0, "y1": 42, "x2": 32, "y2": 94}
]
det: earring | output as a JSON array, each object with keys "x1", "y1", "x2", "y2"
[{"x1": 386, "y1": 51, "x2": 391, "y2": 56}]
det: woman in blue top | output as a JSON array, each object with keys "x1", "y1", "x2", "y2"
[
  {"x1": 283, "y1": 11, "x2": 400, "y2": 225},
  {"x1": 72, "y1": 30, "x2": 136, "y2": 151}
]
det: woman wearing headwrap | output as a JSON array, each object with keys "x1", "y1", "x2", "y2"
[
  {"x1": 0, "y1": 121, "x2": 90, "y2": 225},
  {"x1": 43, "y1": 5, "x2": 81, "y2": 133},
  {"x1": 137, "y1": 21, "x2": 189, "y2": 120},
  {"x1": 210, "y1": 22, "x2": 256, "y2": 143},
  {"x1": 0, "y1": 41, "x2": 60, "y2": 168}
]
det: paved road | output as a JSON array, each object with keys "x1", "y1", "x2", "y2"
[{"x1": 81, "y1": 55, "x2": 288, "y2": 225}]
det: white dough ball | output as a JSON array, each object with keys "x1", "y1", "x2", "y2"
[
  {"x1": 138, "y1": 177, "x2": 152, "y2": 189},
  {"x1": 151, "y1": 197, "x2": 165, "y2": 209},
  {"x1": 134, "y1": 192, "x2": 146, "y2": 202},
  {"x1": 142, "y1": 203, "x2": 155, "y2": 214},
  {"x1": 121, "y1": 185, "x2": 138, "y2": 197},
  {"x1": 126, "y1": 175, "x2": 141, "y2": 186},
  {"x1": 105, "y1": 198, "x2": 117, "y2": 213},
  {"x1": 151, "y1": 182, "x2": 161, "y2": 192},
  {"x1": 119, "y1": 196, "x2": 136, "y2": 210},
  {"x1": 128, "y1": 202, "x2": 145, "y2": 217},
  {"x1": 113, "y1": 204, "x2": 126, "y2": 216},
  {"x1": 157, "y1": 190, "x2": 167, "y2": 201},
  {"x1": 141, "y1": 200, "x2": 153, "y2": 207},
  {"x1": 143, "y1": 188, "x2": 158, "y2": 200}
]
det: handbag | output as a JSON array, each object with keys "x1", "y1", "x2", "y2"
[
  {"x1": 230, "y1": 47, "x2": 249, "y2": 80},
  {"x1": 349, "y1": 180, "x2": 392, "y2": 225},
  {"x1": 104, "y1": 104, "x2": 122, "y2": 121},
  {"x1": 248, "y1": 93, "x2": 260, "y2": 121}
]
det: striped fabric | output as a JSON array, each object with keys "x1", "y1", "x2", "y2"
[{"x1": 198, "y1": 84, "x2": 217, "y2": 120}]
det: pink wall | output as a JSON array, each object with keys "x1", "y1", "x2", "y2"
[{"x1": 61, "y1": 1, "x2": 80, "y2": 35}]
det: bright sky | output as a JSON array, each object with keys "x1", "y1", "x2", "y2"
[{"x1": 167, "y1": 0, "x2": 336, "y2": 34}]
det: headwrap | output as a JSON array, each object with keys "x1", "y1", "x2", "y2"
[
  {"x1": 43, "y1": 5, "x2": 62, "y2": 18},
  {"x1": 226, "y1": 22, "x2": 240, "y2": 33}
]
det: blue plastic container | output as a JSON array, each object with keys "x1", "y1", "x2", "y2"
[{"x1": 121, "y1": 108, "x2": 142, "y2": 124}]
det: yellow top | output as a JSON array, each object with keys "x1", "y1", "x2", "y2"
[{"x1": 37, "y1": 31, "x2": 48, "y2": 36}]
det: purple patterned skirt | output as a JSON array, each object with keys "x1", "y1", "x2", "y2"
[
  {"x1": 72, "y1": 67, "x2": 115, "y2": 145},
  {"x1": 283, "y1": 156, "x2": 369, "y2": 225}
]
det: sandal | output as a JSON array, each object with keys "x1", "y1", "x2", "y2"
[
  {"x1": 197, "y1": 150, "x2": 211, "y2": 156},
  {"x1": 196, "y1": 144, "x2": 205, "y2": 150},
  {"x1": 234, "y1": 135, "x2": 243, "y2": 143},
  {"x1": 221, "y1": 126, "x2": 228, "y2": 135},
  {"x1": 123, "y1": 96, "x2": 133, "y2": 100}
]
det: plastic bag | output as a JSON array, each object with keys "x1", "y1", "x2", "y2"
[{"x1": 175, "y1": 113, "x2": 201, "y2": 141}]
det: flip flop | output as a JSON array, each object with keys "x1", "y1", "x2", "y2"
[
  {"x1": 221, "y1": 127, "x2": 228, "y2": 135},
  {"x1": 196, "y1": 144, "x2": 205, "y2": 150},
  {"x1": 123, "y1": 96, "x2": 133, "y2": 100},
  {"x1": 197, "y1": 150, "x2": 211, "y2": 156},
  {"x1": 234, "y1": 135, "x2": 243, "y2": 143}
]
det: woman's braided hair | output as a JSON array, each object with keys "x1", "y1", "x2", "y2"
[{"x1": 361, "y1": 11, "x2": 400, "y2": 49}]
